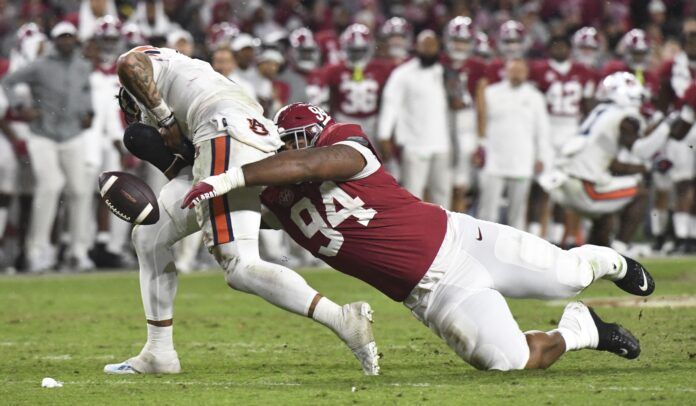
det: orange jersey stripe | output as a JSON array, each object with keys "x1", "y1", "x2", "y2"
[
  {"x1": 211, "y1": 137, "x2": 232, "y2": 245},
  {"x1": 582, "y1": 181, "x2": 637, "y2": 201}
]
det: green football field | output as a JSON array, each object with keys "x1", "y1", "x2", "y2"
[{"x1": 1, "y1": 258, "x2": 695, "y2": 405}]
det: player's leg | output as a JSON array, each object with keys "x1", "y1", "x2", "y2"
[
  {"x1": 477, "y1": 173, "x2": 504, "y2": 222},
  {"x1": 25, "y1": 136, "x2": 64, "y2": 272},
  {"x1": 105, "y1": 172, "x2": 199, "y2": 374},
  {"x1": 526, "y1": 182, "x2": 549, "y2": 237},
  {"x1": 506, "y1": 177, "x2": 532, "y2": 230},
  {"x1": 195, "y1": 137, "x2": 379, "y2": 375},
  {"x1": 671, "y1": 179, "x2": 693, "y2": 252},
  {"x1": 59, "y1": 133, "x2": 94, "y2": 270},
  {"x1": 400, "y1": 148, "x2": 430, "y2": 200},
  {"x1": 0, "y1": 136, "x2": 17, "y2": 259},
  {"x1": 427, "y1": 152, "x2": 453, "y2": 210},
  {"x1": 612, "y1": 184, "x2": 649, "y2": 254}
]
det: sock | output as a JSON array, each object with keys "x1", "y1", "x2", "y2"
[
  {"x1": 650, "y1": 209, "x2": 667, "y2": 236},
  {"x1": 0, "y1": 207, "x2": 7, "y2": 239},
  {"x1": 311, "y1": 296, "x2": 344, "y2": 334},
  {"x1": 552, "y1": 327, "x2": 581, "y2": 352},
  {"x1": 96, "y1": 231, "x2": 110, "y2": 244},
  {"x1": 528, "y1": 222, "x2": 542, "y2": 237},
  {"x1": 145, "y1": 324, "x2": 174, "y2": 353},
  {"x1": 570, "y1": 244, "x2": 626, "y2": 281},
  {"x1": 674, "y1": 212, "x2": 690, "y2": 239},
  {"x1": 549, "y1": 223, "x2": 564, "y2": 245}
]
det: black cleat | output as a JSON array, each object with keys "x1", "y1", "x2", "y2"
[
  {"x1": 614, "y1": 256, "x2": 655, "y2": 296},
  {"x1": 588, "y1": 307, "x2": 641, "y2": 360}
]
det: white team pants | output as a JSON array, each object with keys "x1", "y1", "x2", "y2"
[
  {"x1": 477, "y1": 173, "x2": 531, "y2": 230},
  {"x1": 26, "y1": 134, "x2": 92, "y2": 262},
  {"x1": 404, "y1": 211, "x2": 623, "y2": 371},
  {"x1": 401, "y1": 149, "x2": 452, "y2": 209}
]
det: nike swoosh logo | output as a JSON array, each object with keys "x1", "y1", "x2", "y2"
[
  {"x1": 639, "y1": 269, "x2": 648, "y2": 291},
  {"x1": 618, "y1": 348, "x2": 628, "y2": 356},
  {"x1": 476, "y1": 227, "x2": 482, "y2": 241}
]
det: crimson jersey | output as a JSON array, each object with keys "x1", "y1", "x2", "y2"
[
  {"x1": 657, "y1": 53, "x2": 696, "y2": 108},
  {"x1": 315, "y1": 30, "x2": 342, "y2": 65},
  {"x1": 321, "y1": 60, "x2": 394, "y2": 119},
  {"x1": 485, "y1": 57, "x2": 507, "y2": 84},
  {"x1": 442, "y1": 55, "x2": 487, "y2": 109},
  {"x1": 529, "y1": 60, "x2": 596, "y2": 118},
  {"x1": 260, "y1": 123, "x2": 447, "y2": 301}
]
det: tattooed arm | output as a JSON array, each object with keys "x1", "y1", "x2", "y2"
[
  {"x1": 116, "y1": 51, "x2": 161, "y2": 110},
  {"x1": 181, "y1": 145, "x2": 367, "y2": 208},
  {"x1": 117, "y1": 51, "x2": 184, "y2": 150}
]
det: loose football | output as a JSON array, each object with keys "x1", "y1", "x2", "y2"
[{"x1": 98, "y1": 171, "x2": 160, "y2": 225}]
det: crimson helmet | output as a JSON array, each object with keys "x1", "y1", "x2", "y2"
[
  {"x1": 289, "y1": 27, "x2": 320, "y2": 71},
  {"x1": 340, "y1": 23, "x2": 373, "y2": 68},
  {"x1": 94, "y1": 15, "x2": 122, "y2": 39},
  {"x1": 121, "y1": 22, "x2": 146, "y2": 47},
  {"x1": 620, "y1": 29, "x2": 650, "y2": 70},
  {"x1": 206, "y1": 22, "x2": 240, "y2": 51},
  {"x1": 381, "y1": 17, "x2": 412, "y2": 60},
  {"x1": 15, "y1": 23, "x2": 46, "y2": 64},
  {"x1": 498, "y1": 20, "x2": 528, "y2": 58},
  {"x1": 273, "y1": 103, "x2": 334, "y2": 149},
  {"x1": 444, "y1": 16, "x2": 475, "y2": 61},
  {"x1": 572, "y1": 26, "x2": 601, "y2": 68},
  {"x1": 474, "y1": 31, "x2": 493, "y2": 59}
]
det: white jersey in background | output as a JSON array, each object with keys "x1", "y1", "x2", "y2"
[
  {"x1": 563, "y1": 103, "x2": 641, "y2": 184},
  {"x1": 127, "y1": 46, "x2": 279, "y2": 150}
]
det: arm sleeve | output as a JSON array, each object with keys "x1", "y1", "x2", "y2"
[
  {"x1": 334, "y1": 140, "x2": 380, "y2": 180},
  {"x1": 377, "y1": 68, "x2": 404, "y2": 141},
  {"x1": 1, "y1": 63, "x2": 38, "y2": 107}
]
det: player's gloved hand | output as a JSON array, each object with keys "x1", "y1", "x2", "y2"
[
  {"x1": 653, "y1": 158, "x2": 673, "y2": 174},
  {"x1": 12, "y1": 139, "x2": 28, "y2": 158},
  {"x1": 181, "y1": 167, "x2": 246, "y2": 209}
]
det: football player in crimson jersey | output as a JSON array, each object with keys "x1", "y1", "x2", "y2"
[
  {"x1": 321, "y1": 24, "x2": 394, "y2": 142},
  {"x1": 184, "y1": 102, "x2": 655, "y2": 372},
  {"x1": 653, "y1": 18, "x2": 696, "y2": 253},
  {"x1": 572, "y1": 27, "x2": 603, "y2": 72},
  {"x1": 379, "y1": 17, "x2": 413, "y2": 65},
  {"x1": 277, "y1": 28, "x2": 326, "y2": 106},
  {"x1": 528, "y1": 35, "x2": 598, "y2": 246},
  {"x1": 442, "y1": 16, "x2": 487, "y2": 212}
]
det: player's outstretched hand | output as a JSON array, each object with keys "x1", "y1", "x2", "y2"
[{"x1": 181, "y1": 173, "x2": 234, "y2": 209}]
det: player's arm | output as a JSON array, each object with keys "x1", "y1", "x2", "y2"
[
  {"x1": 181, "y1": 145, "x2": 366, "y2": 209},
  {"x1": 117, "y1": 51, "x2": 183, "y2": 150}
]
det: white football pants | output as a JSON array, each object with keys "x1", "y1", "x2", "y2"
[
  {"x1": 477, "y1": 173, "x2": 531, "y2": 230},
  {"x1": 25, "y1": 134, "x2": 92, "y2": 262},
  {"x1": 400, "y1": 149, "x2": 452, "y2": 210}
]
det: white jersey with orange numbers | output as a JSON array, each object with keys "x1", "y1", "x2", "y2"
[{"x1": 126, "y1": 46, "x2": 280, "y2": 150}]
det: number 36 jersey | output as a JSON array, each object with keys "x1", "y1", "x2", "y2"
[{"x1": 260, "y1": 123, "x2": 447, "y2": 301}]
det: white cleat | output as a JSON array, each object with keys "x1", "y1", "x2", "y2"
[
  {"x1": 558, "y1": 301, "x2": 599, "y2": 350},
  {"x1": 336, "y1": 302, "x2": 380, "y2": 376},
  {"x1": 104, "y1": 349, "x2": 181, "y2": 374}
]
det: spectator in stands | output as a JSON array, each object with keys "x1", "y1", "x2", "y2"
[
  {"x1": 256, "y1": 49, "x2": 285, "y2": 117},
  {"x1": 378, "y1": 30, "x2": 453, "y2": 209},
  {"x1": 477, "y1": 58, "x2": 551, "y2": 230},
  {"x1": 166, "y1": 29, "x2": 193, "y2": 56},
  {"x1": 231, "y1": 33, "x2": 273, "y2": 112},
  {"x1": 211, "y1": 46, "x2": 256, "y2": 100},
  {"x1": 128, "y1": 0, "x2": 176, "y2": 38},
  {"x1": 1, "y1": 22, "x2": 94, "y2": 272}
]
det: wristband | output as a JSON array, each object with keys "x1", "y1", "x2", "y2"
[
  {"x1": 151, "y1": 100, "x2": 173, "y2": 123},
  {"x1": 225, "y1": 167, "x2": 246, "y2": 190},
  {"x1": 158, "y1": 114, "x2": 176, "y2": 128}
]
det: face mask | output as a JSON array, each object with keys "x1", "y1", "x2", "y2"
[{"x1": 418, "y1": 53, "x2": 439, "y2": 67}]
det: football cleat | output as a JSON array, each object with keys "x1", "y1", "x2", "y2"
[
  {"x1": 614, "y1": 255, "x2": 655, "y2": 296},
  {"x1": 588, "y1": 307, "x2": 641, "y2": 359},
  {"x1": 335, "y1": 302, "x2": 380, "y2": 376},
  {"x1": 104, "y1": 349, "x2": 181, "y2": 374}
]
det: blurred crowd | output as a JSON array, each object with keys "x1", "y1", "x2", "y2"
[{"x1": 0, "y1": 0, "x2": 695, "y2": 274}]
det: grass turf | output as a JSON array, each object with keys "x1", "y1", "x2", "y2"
[{"x1": 0, "y1": 258, "x2": 695, "y2": 405}]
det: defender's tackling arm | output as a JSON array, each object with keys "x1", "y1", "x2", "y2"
[{"x1": 181, "y1": 145, "x2": 366, "y2": 209}]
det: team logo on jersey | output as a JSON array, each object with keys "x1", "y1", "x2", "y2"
[
  {"x1": 278, "y1": 188, "x2": 295, "y2": 207},
  {"x1": 247, "y1": 118, "x2": 269, "y2": 135}
]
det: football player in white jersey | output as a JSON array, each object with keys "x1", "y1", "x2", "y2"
[
  {"x1": 104, "y1": 47, "x2": 379, "y2": 375},
  {"x1": 540, "y1": 72, "x2": 686, "y2": 245}
]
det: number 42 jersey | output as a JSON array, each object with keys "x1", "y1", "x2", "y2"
[{"x1": 260, "y1": 123, "x2": 447, "y2": 301}]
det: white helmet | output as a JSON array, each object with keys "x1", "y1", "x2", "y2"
[{"x1": 595, "y1": 72, "x2": 645, "y2": 108}]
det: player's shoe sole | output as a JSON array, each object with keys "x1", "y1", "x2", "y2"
[
  {"x1": 104, "y1": 349, "x2": 181, "y2": 374},
  {"x1": 615, "y1": 255, "x2": 655, "y2": 296},
  {"x1": 588, "y1": 306, "x2": 641, "y2": 359},
  {"x1": 337, "y1": 302, "x2": 380, "y2": 376}
]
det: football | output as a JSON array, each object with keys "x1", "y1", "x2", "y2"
[{"x1": 98, "y1": 171, "x2": 160, "y2": 225}]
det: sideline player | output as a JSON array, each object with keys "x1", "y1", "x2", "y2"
[
  {"x1": 540, "y1": 72, "x2": 690, "y2": 246},
  {"x1": 184, "y1": 102, "x2": 654, "y2": 371},
  {"x1": 103, "y1": 46, "x2": 378, "y2": 375}
]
